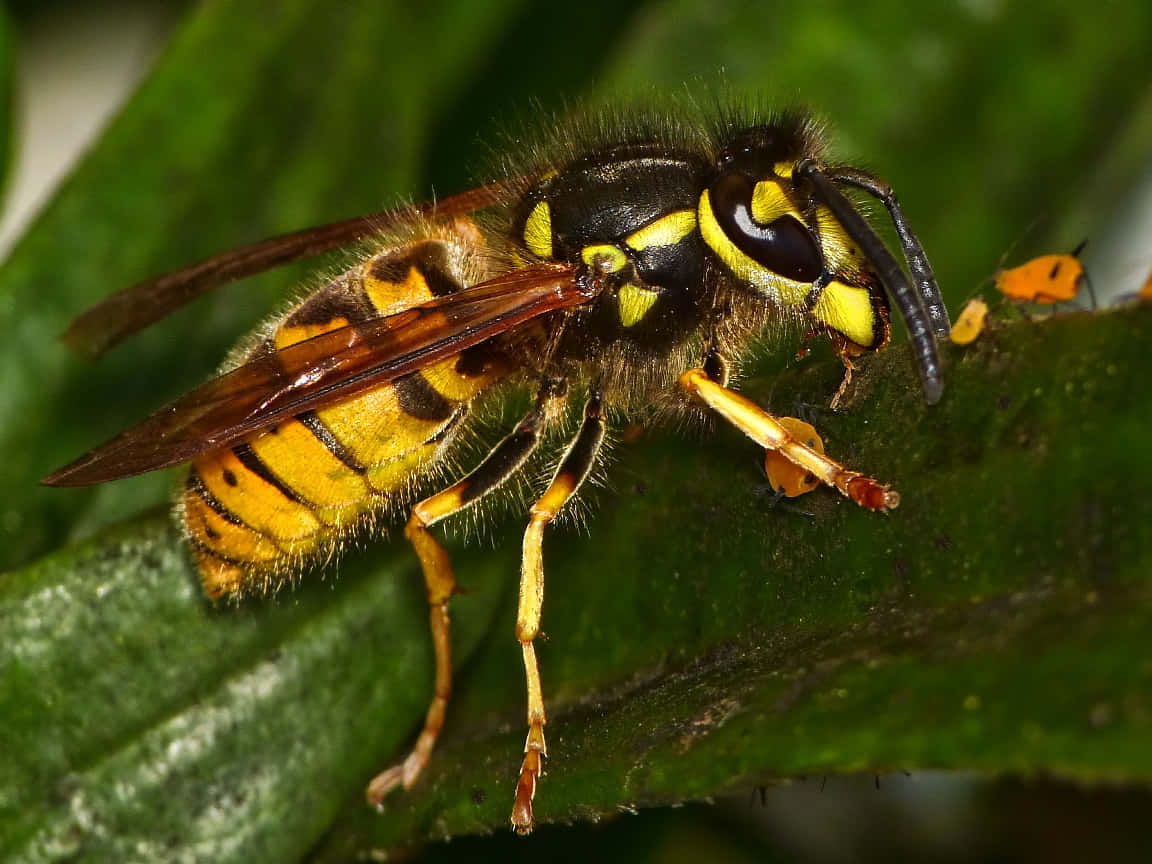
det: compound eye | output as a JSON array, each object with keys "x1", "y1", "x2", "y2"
[{"x1": 708, "y1": 171, "x2": 822, "y2": 283}]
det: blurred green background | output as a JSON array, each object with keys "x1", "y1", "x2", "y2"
[{"x1": 0, "y1": 0, "x2": 1149, "y2": 861}]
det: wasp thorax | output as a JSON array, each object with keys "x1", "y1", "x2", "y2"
[{"x1": 705, "y1": 170, "x2": 822, "y2": 284}]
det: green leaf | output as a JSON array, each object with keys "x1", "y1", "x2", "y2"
[
  {"x1": 0, "y1": 513, "x2": 511, "y2": 860},
  {"x1": 2, "y1": 0, "x2": 1151, "y2": 861},
  {"x1": 310, "y1": 305, "x2": 1152, "y2": 856},
  {"x1": 4, "y1": 306, "x2": 1151, "y2": 861}
]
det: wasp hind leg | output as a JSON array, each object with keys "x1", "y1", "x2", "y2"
[
  {"x1": 679, "y1": 357, "x2": 899, "y2": 511},
  {"x1": 366, "y1": 395, "x2": 559, "y2": 807},
  {"x1": 512, "y1": 393, "x2": 606, "y2": 834}
]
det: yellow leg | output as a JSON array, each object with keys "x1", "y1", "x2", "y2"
[
  {"x1": 365, "y1": 489, "x2": 462, "y2": 804},
  {"x1": 511, "y1": 395, "x2": 605, "y2": 834},
  {"x1": 366, "y1": 405, "x2": 549, "y2": 807},
  {"x1": 679, "y1": 366, "x2": 898, "y2": 511}
]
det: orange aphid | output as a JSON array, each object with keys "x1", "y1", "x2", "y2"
[
  {"x1": 996, "y1": 253, "x2": 1085, "y2": 304},
  {"x1": 950, "y1": 297, "x2": 989, "y2": 345},
  {"x1": 765, "y1": 417, "x2": 824, "y2": 497},
  {"x1": 1140, "y1": 267, "x2": 1152, "y2": 300}
]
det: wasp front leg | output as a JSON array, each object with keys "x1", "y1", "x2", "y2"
[
  {"x1": 366, "y1": 392, "x2": 561, "y2": 806},
  {"x1": 678, "y1": 355, "x2": 898, "y2": 511},
  {"x1": 512, "y1": 393, "x2": 606, "y2": 834}
]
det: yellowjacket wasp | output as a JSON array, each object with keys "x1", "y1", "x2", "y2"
[{"x1": 45, "y1": 105, "x2": 949, "y2": 832}]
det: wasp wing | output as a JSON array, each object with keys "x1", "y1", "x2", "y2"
[
  {"x1": 63, "y1": 182, "x2": 511, "y2": 357},
  {"x1": 44, "y1": 263, "x2": 586, "y2": 487}
]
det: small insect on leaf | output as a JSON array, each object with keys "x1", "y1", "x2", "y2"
[
  {"x1": 950, "y1": 297, "x2": 989, "y2": 346},
  {"x1": 995, "y1": 243, "x2": 1090, "y2": 305},
  {"x1": 764, "y1": 417, "x2": 824, "y2": 498}
]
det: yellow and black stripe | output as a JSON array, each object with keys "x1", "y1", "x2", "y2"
[{"x1": 181, "y1": 239, "x2": 501, "y2": 598}]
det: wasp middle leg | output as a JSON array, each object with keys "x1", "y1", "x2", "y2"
[
  {"x1": 679, "y1": 354, "x2": 898, "y2": 511},
  {"x1": 511, "y1": 393, "x2": 606, "y2": 834},
  {"x1": 366, "y1": 385, "x2": 564, "y2": 806}
]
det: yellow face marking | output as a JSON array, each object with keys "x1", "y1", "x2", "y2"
[
  {"x1": 750, "y1": 180, "x2": 796, "y2": 225},
  {"x1": 623, "y1": 209, "x2": 697, "y2": 251},
  {"x1": 698, "y1": 190, "x2": 809, "y2": 305},
  {"x1": 950, "y1": 297, "x2": 989, "y2": 345},
  {"x1": 580, "y1": 243, "x2": 629, "y2": 274},
  {"x1": 811, "y1": 281, "x2": 878, "y2": 348},
  {"x1": 617, "y1": 282, "x2": 660, "y2": 327},
  {"x1": 816, "y1": 207, "x2": 856, "y2": 272},
  {"x1": 363, "y1": 264, "x2": 434, "y2": 315},
  {"x1": 274, "y1": 316, "x2": 350, "y2": 351},
  {"x1": 523, "y1": 200, "x2": 553, "y2": 259},
  {"x1": 773, "y1": 161, "x2": 795, "y2": 179}
]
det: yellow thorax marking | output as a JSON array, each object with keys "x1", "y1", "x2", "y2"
[
  {"x1": 773, "y1": 161, "x2": 795, "y2": 179},
  {"x1": 811, "y1": 280, "x2": 877, "y2": 347},
  {"x1": 617, "y1": 282, "x2": 660, "y2": 327},
  {"x1": 580, "y1": 243, "x2": 629, "y2": 274},
  {"x1": 816, "y1": 207, "x2": 855, "y2": 271},
  {"x1": 624, "y1": 209, "x2": 697, "y2": 251},
  {"x1": 579, "y1": 241, "x2": 660, "y2": 326},
  {"x1": 523, "y1": 200, "x2": 553, "y2": 258}
]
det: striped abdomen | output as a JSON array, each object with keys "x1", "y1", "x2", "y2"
[{"x1": 180, "y1": 236, "x2": 502, "y2": 598}]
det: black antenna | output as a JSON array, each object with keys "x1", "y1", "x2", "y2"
[
  {"x1": 796, "y1": 160, "x2": 944, "y2": 404},
  {"x1": 826, "y1": 166, "x2": 950, "y2": 340}
]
